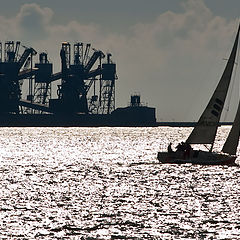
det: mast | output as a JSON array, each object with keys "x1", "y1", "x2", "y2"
[{"x1": 186, "y1": 24, "x2": 240, "y2": 147}]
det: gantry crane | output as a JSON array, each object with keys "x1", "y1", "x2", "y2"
[
  {"x1": 49, "y1": 42, "x2": 117, "y2": 115},
  {"x1": 0, "y1": 41, "x2": 117, "y2": 115},
  {"x1": 0, "y1": 41, "x2": 36, "y2": 113}
]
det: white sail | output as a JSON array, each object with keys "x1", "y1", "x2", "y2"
[
  {"x1": 186, "y1": 25, "x2": 240, "y2": 144},
  {"x1": 222, "y1": 99, "x2": 240, "y2": 155}
]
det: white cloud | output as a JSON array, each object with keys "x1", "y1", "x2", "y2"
[
  {"x1": 110, "y1": 0, "x2": 239, "y2": 121},
  {"x1": 0, "y1": 0, "x2": 239, "y2": 121},
  {"x1": 16, "y1": 4, "x2": 53, "y2": 41}
]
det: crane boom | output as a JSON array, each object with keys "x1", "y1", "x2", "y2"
[
  {"x1": 84, "y1": 51, "x2": 104, "y2": 73},
  {"x1": 18, "y1": 48, "x2": 37, "y2": 70}
]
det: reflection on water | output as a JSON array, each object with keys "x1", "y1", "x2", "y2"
[{"x1": 0, "y1": 127, "x2": 239, "y2": 239}]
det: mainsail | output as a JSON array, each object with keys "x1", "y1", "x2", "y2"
[
  {"x1": 222, "y1": 99, "x2": 240, "y2": 155},
  {"x1": 186, "y1": 25, "x2": 240, "y2": 145}
]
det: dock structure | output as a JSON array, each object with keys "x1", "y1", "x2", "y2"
[
  {"x1": 0, "y1": 41, "x2": 117, "y2": 115},
  {"x1": 0, "y1": 41, "x2": 156, "y2": 126}
]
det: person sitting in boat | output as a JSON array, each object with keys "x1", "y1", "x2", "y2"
[
  {"x1": 176, "y1": 142, "x2": 185, "y2": 152},
  {"x1": 184, "y1": 143, "x2": 192, "y2": 159},
  {"x1": 168, "y1": 142, "x2": 173, "y2": 153}
]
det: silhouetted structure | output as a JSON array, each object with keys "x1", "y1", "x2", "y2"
[
  {"x1": 111, "y1": 95, "x2": 156, "y2": 126},
  {"x1": 0, "y1": 41, "x2": 156, "y2": 126}
]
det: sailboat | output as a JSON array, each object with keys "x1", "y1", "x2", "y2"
[{"x1": 157, "y1": 24, "x2": 240, "y2": 165}]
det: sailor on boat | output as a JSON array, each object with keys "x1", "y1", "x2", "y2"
[
  {"x1": 176, "y1": 142, "x2": 185, "y2": 152},
  {"x1": 167, "y1": 143, "x2": 173, "y2": 153},
  {"x1": 169, "y1": 142, "x2": 192, "y2": 159}
]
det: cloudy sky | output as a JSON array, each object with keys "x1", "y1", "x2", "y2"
[{"x1": 0, "y1": 0, "x2": 239, "y2": 121}]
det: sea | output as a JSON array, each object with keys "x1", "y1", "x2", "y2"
[{"x1": 0, "y1": 126, "x2": 239, "y2": 239}]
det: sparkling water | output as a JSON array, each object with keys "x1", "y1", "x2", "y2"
[{"x1": 0, "y1": 127, "x2": 239, "y2": 239}]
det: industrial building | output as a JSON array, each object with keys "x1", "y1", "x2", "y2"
[{"x1": 0, "y1": 41, "x2": 156, "y2": 126}]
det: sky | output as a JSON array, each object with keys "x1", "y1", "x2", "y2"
[{"x1": 0, "y1": 0, "x2": 239, "y2": 121}]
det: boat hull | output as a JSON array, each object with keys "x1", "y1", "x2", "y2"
[{"x1": 157, "y1": 150, "x2": 237, "y2": 165}]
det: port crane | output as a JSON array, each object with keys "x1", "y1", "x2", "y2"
[{"x1": 0, "y1": 41, "x2": 117, "y2": 115}]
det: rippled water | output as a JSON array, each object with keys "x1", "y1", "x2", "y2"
[{"x1": 0, "y1": 127, "x2": 239, "y2": 239}]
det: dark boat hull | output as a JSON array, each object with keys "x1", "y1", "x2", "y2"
[{"x1": 157, "y1": 150, "x2": 237, "y2": 166}]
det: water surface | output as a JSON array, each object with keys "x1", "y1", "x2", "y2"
[{"x1": 0, "y1": 127, "x2": 239, "y2": 239}]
